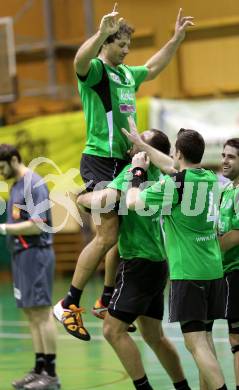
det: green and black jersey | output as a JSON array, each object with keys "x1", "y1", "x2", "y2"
[
  {"x1": 218, "y1": 182, "x2": 239, "y2": 273},
  {"x1": 77, "y1": 58, "x2": 148, "y2": 159},
  {"x1": 140, "y1": 168, "x2": 223, "y2": 280},
  {"x1": 108, "y1": 164, "x2": 166, "y2": 261}
]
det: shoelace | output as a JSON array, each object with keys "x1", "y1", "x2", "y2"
[{"x1": 70, "y1": 306, "x2": 85, "y2": 327}]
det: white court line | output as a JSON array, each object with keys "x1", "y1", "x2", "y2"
[
  {"x1": 0, "y1": 320, "x2": 102, "y2": 328},
  {"x1": 0, "y1": 320, "x2": 228, "y2": 329},
  {"x1": 0, "y1": 332, "x2": 229, "y2": 343}
]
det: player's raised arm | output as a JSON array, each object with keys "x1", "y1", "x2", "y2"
[
  {"x1": 122, "y1": 117, "x2": 175, "y2": 174},
  {"x1": 144, "y1": 8, "x2": 194, "y2": 81},
  {"x1": 74, "y1": 3, "x2": 123, "y2": 76}
]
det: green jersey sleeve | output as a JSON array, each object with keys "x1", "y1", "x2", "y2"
[
  {"x1": 126, "y1": 65, "x2": 149, "y2": 91},
  {"x1": 219, "y1": 184, "x2": 239, "y2": 273},
  {"x1": 77, "y1": 58, "x2": 103, "y2": 87},
  {"x1": 219, "y1": 184, "x2": 239, "y2": 234}
]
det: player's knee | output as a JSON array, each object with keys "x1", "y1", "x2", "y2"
[
  {"x1": 30, "y1": 307, "x2": 51, "y2": 324},
  {"x1": 183, "y1": 337, "x2": 196, "y2": 354},
  {"x1": 103, "y1": 321, "x2": 117, "y2": 343},
  {"x1": 181, "y1": 321, "x2": 206, "y2": 353},
  {"x1": 28, "y1": 309, "x2": 41, "y2": 325}
]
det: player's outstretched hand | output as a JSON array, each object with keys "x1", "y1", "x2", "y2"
[
  {"x1": 174, "y1": 8, "x2": 194, "y2": 42},
  {"x1": 99, "y1": 3, "x2": 124, "y2": 37}
]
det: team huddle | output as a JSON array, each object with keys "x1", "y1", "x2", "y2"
[{"x1": 0, "y1": 4, "x2": 238, "y2": 390}]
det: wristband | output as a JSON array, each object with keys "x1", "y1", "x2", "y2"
[{"x1": 131, "y1": 167, "x2": 147, "y2": 188}]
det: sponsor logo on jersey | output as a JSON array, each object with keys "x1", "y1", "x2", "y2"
[
  {"x1": 119, "y1": 104, "x2": 136, "y2": 113},
  {"x1": 110, "y1": 72, "x2": 121, "y2": 84},
  {"x1": 119, "y1": 89, "x2": 134, "y2": 101}
]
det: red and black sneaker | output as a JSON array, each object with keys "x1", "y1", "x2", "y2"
[{"x1": 92, "y1": 298, "x2": 137, "y2": 333}]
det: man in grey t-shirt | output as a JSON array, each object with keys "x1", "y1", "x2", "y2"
[{"x1": 0, "y1": 144, "x2": 60, "y2": 390}]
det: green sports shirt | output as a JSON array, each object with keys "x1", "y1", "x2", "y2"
[
  {"x1": 218, "y1": 182, "x2": 239, "y2": 273},
  {"x1": 77, "y1": 58, "x2": 148, "y2": 159},
  {"x1": 108, "y1": 164, "x2": 166, "y2": 261},
  {"x1": 140, "y1": 168, "x2": 223, "y2": 280}
]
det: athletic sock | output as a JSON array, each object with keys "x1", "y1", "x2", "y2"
[
  {"x1": 101, "y1": 285, "x2": 114, "y2": 307},
  {"x1": 217, "y1": 385, "x2": 227, "y2": 390},
  {"x1": 133, "y1": 375, "x2": 153, "y2": 389},
  {"x1": 45, "y1": 354, "x2": 56, "y2": 377},
  {"x1": 174, "y1": 379, "x2": 191, "y2": 390},
  {"x1": 34, "y1": 353, "x2": 45, "y2": 374},
  {"x1": 62, "y1": 285, "x2": 83, "y2": 308}
]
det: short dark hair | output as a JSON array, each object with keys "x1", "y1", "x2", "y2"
[
  {"x1": 175, "y1": 128, "x2": 205, "y2": 163},
  {"x1": 0, "y1": 144, "x2": 22, "y2": 163},
  {"x1": 149, "y1": 129, "x2": 171, "y2": 156},
  {"x1": 104, "y1": 22, "x2": 134, "y2": 44},
  {"x1": 224, "y1": 138, "x2": 239, "y2": 155}
]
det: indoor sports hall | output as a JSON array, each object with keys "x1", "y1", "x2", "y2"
[{"x1": 0, "y1": 1, "x2": 239, "y2": 390}]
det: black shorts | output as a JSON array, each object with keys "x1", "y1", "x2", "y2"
[
  {"x1": 80, "y1": 153, "x2": 129, "y2": 191},
  {"x1": 12, "y1": 247, "x2": 55, "y2": 308},
  {"x1": 108, "y1": 258, "x2": 168, "y2": 323},
  {"x1": 169, "y1": 278, "x2": 225, "y2": 323},
  {"x1": 225, "y1": 270, "x2": 239, "y2": 319}
]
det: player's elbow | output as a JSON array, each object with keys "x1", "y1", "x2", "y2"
[{"x1": 144, "y1": 65, "x2": 155, "y2": 81}]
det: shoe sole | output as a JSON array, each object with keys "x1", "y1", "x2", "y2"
[
  {"x1": 91, "y1": 308, "x2": 106, "y2": 320},
  {"x1": 62, "y1": 323, "x2": 91, "y2": 341}
]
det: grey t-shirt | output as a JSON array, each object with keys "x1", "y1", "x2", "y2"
[{"x1": 7, "y1": 171, "x2": 53, "y2": 252}]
